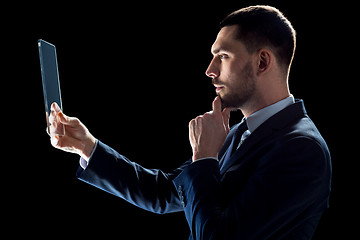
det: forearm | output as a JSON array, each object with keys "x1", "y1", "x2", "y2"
[
  {"x1": 173, "y1": 159, "x2": 223, "y2": 239},
  {"x1": 77, "y1": 141, "x2": 186, "y2": 214}
]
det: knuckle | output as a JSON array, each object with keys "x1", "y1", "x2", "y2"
[
  {"x1": 73, "y1": 117, "x2": 80, "y2": 125},
  {"x1": 203, "y1": 111, "x2": 214, "y2": 118},
  {"x1": 195, "y1": 116, "x2": 203, "y2": 124}
]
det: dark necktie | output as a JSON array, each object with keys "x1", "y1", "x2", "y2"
[
  {"x1": 219, "y1": 120, "x2": 248, "y2": 170},
  {"x1": 231, "y1": 120, "x2": 249, "y2": 154}
]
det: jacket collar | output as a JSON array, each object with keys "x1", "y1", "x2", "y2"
[{"x1": 220, "y1": 99, "x2": 307, "y2": 175}]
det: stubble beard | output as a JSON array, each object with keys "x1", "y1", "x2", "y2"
[{"x1": 217, "y1": 61, "x2": 256, "y2": 110}]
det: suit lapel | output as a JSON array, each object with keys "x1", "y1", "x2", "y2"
[
  {"x1": 219, "y1": 100, "x2": 307, "y2": 177},
  {"x1": 220, "y1": 125, "x2": 273, "y2": 175}
]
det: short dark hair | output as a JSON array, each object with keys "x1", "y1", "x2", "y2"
[{"x1": 219, "y1": 5, "x2": 296, "y2": 70}]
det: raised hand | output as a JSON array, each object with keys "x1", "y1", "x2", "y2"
[
  {"x1": 48, "y1": 103, "x2": 96, "y2": 160},
  {"x1": 189, "y1": 97, "x2": 231, "y2": 161}
]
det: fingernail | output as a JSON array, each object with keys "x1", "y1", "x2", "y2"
[{"x1": 53, "y1": 102, "x2": 60, "y2": 112}]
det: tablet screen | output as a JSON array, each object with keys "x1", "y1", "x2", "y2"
[{"x1": 38, "y1": 39, "x2": 63, "y2": 129}]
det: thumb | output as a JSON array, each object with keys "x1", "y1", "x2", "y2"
[
  {"x1": 51, "y1": 134, "x2": 84, "y2": 153},
  {"x1": 222, "y1": 108, "x2": 231, "y2": 134},
  {"x1": 58, "y1": 111, "x2": 80, "y2": 127}
]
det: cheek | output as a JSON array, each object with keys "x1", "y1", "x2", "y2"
[{"x1": 223, "y1": 61, "x2": 243, "y2": 84}]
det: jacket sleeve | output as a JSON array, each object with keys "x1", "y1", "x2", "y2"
[
  {"x1": 77, "y1": 140, "x2": 191, "y2": 214},
  {"x1": 172, "y1": 137, "x2": 331, "y2": 240}
]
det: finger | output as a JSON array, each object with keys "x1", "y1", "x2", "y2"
[
  {"x1": 195, "y1": 116, "x2": 202, "y2": 129},
  {"x1": 190, "y1": 117, "x2": 201, "y2": 133},
  {"x1": 51, "y1": 102, "x2": 61, "y2": 113},
  {"x1": 189, "y1": 119, "x2": 196, "y2": 145},
  {"x1": 189, "y1": 119, "x2": 194, "y2": 132},
  {"x1": 51, "y1": 103, "x2": 55, "y2": 112},
  {"x1": 49, "y1": 120, "x2": 58, "y2": 135},
  {"x1": 50, "y1": 103, "x2": 60, "y2": 124},
  {"x1": 212, "y1": 96, "x2": 222, "y2": 115},
  {"x1": 58, "y1": 111, "x2": 80, "y2": 127},
  {"x1": 222, "y1": 108, "x2": 231, "y2": 134},
  {"x1": 51, "y1": 135, "x2": 60, "y2": 147},
  {"x1": 46, "y1": 127, "x2": 50, "y2": 137},
  {"x1": 49, "y1": 108, "x2": 57, "y2": 123}
]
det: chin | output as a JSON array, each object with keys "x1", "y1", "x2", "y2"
[
  {"x1": 218, "y1": 93, "x2": 245, "y2": 110},
  {"x1": 218, "y1": 95, "x2": 234, "y2": 109}
]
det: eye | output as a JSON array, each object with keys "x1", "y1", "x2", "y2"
[{"x1": 219, "y1": 54, "x2": 229, "y2": 60}]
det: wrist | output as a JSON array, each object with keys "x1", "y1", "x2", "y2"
[
  {"x1": 81, "y1": 134, "x2": 97, "y2": 161},
  {"x1": 192, "y1": 152, "x2": 218, "y2": 162}
]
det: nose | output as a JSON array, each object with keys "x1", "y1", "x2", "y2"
[{"x1": 205, "y1": 58, "x2": 219, "y2": 79}]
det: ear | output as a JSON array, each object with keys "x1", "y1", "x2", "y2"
[{"x1": 257, "y1": 49, "x2": 273, "y2": 74}]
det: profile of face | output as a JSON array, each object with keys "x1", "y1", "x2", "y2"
[{"x1": 206, "y1": 25, "x2": 257, "y2": 110}]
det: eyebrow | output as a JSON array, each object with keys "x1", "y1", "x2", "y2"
[{"x1": 211, "y1": 46, "x2": 232, "y2": 55}]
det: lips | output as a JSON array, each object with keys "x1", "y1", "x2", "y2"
[{"x1": 214, "y1": 84, "x2": 224, "y2": 93}]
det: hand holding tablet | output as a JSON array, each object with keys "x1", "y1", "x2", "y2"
[{"x1": 39, "y1": 40, "x2": 96, "y2": 159}]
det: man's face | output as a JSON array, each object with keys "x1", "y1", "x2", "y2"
[{"x1": 206, "y1": 25, "x2": 256, "y2": 109}]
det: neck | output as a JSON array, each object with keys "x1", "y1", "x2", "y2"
[{"x1": 240, "y1": 86, "x2": 290, "y2": 118}]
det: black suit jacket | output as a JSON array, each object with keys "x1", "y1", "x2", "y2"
[{"x1": 77, "y1": 100, "x2": 331, "y2": 240}]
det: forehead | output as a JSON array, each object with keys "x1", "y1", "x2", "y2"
[{"x1": 211, "y1": 25, "x2": 246, "y2": 54}]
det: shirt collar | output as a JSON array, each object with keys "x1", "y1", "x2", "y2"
[{"x1": 245, "y1": 95, "x2": 295, "y2": 133}]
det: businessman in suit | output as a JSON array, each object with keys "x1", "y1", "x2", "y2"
[{"x1": 48, "y1": 6, "x2": 331, "y2": 239}]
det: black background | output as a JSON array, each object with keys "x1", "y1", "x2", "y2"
[{"x1": 3, "y1": 0, "x2": 356, "y2": 239}]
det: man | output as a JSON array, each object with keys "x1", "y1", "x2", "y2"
[{"x1": 49, "y1": 6, "x2": 331, "y2": 239}]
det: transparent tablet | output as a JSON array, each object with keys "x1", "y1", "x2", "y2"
[{"x1": 38, "y1": 39, "x2": 64, "y2": 135}]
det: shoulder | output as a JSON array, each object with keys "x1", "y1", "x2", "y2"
[
  {"x1": 283, "y1": 116, "x2": 330, "y2": 157},
  {"x1": 260, "y1": 116, "x2": 331, "y2": 180}
]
